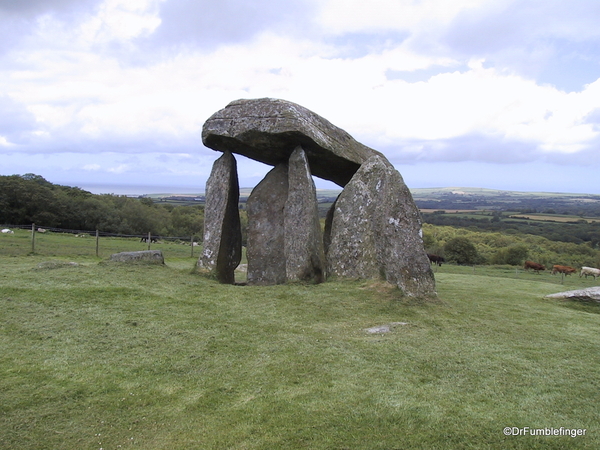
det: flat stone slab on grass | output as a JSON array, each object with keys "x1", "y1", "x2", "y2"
[
  {"x1": 365, "y1": 322, "x2": 409, "y2": 334},
  {"x1": 545, "y1": 287, "x2": 600, "y2": 302},
  {"x1": 109, "y1": 250, "x2": 165, "y2": 264}
]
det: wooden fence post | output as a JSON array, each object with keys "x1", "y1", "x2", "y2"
[
  {"x1": 96, "y1": 230, "x2": 99, "y2": 257},
  {"x1": 31, "y1": 223, "x2": 36, "y2": 254},
  {"x1": 147, "y1": 232, "x2": 151, "y2": 250},
  {"x1": 190, "y1": 235, "x2": 194, "y2": 257}
]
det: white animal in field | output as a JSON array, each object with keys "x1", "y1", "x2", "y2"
[
  {"x1": 580, "y1": 266, "x2": 600, "y2": 280},
  {"x1": 1, "y1": 229, "x2": 14, "y2": 234}
]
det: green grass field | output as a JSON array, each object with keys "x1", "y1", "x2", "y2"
[{"x1": 1, "y1": 232, "x2": 599, "y2": 449}]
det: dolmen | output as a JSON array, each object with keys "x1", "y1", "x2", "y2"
[{"x1": 198, "y1": 98, "x2": 436, "y2": 298}]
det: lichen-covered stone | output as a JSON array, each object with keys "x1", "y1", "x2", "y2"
[
  {"x1": 284, "y1": 147, "x2": 326, "y2": 283},
  {"x1": 246, "y1": 164, "x2": 289, "y2": 285},
  {"x1": 326, "y1": 155, "x2": 436, "y2": 297},
  {"x1": 109, "y1": 250, "x2": 164, "y2": 264},
  {"x1": 198, "y1": 151, "x2": 241, "y2": 284},
  {"x1": 325, "y1": 183, "x2": 379, "y2": 280},
  {"x1": 202, "y1": 98, "x2": 384, "y2": 187},
  {"x1": 545, "y1": 287, "x2": 600, "y2": 302}
]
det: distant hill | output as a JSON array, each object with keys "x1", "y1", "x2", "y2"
[
  {"x1": 410, "y1": 187, "x2": 600, "y2": 217},
  {"x1": 146, "y1": 186, "x2": 600, "y2": 216},
  {"x1": 410, "y1": 186, "x2": 599, "y2": 200}
]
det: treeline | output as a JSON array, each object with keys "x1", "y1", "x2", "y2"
[
  {"x1": 422, "y1": 213, "x2": 600, "y2": 247},
  {"x1": 0, "y1": 174, "x2": 204, "y2": 237},
  {"x1": 423, "y1": 224, "x2": 600, "y2": 269}
]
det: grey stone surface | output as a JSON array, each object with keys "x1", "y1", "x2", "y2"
[
  {"x1": 545, "y1": 287, "x2": 600, "y2": 302},
  {"x1": 109, "y1": 250, "x2": 164, "y2": 264},
  {"x1": 246, "y1": 164, "x2": 289, "y2": 285},
  {"x1": 284, "y1": 147, "x2": 326, "y2": 283},
  {"x1": 365, "y1": 322, "x2": 409, "y2": 334},
  {"x1": 326, "y1": 155, "x2": 436, "y2": 297},
  {"x1": 198, "y1": 151, "x2": 242, "y2": 284},
  {"x1": 202, "y1": 98, "x2": 384, "y2": 187}
]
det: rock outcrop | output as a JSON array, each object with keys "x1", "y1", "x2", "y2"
[
  {"x1": 325, "y1": 155, "x2": 435, "y2": 296},
  {"x1": 198, "y1": 151, "x2": 242, "y2": 284},
  {"x1": 202, "y1": 98, "x2": 384, "y2": 187},
  {"x1": 545, "y1": 287, "x2": 600, "y2": 302}
]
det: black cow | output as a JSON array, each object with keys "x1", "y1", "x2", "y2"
[{"x1": 427, "y1": 253, "x2": 445, "y2": 266}]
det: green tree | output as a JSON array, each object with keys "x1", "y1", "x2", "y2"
[
  {"x1": 169, "y1": 206, "x2": 204, "y2": 237},
  {"x1": 505, "y1": 245, "x2": 529, "y2": 265},
  {"x1": 444, "y1": 236, "x2": 480, "y2": 265},
  {"x1": 491, "y1": 245, "x2": 529, "y2": 265}
]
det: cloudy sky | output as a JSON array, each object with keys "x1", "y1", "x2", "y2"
[{"x1": 1, "y1": 0, "x2": 600, "y2": 195}]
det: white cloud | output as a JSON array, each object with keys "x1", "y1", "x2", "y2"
[
  {"x1": 108, "y1": 164, "x2": 129, "y2": 174},
  {"x1": 316, "y1": 0, "x2": 494, "y2": 35},
  {"x1": 4, "y1": 25, "x2": 600, "y2": 162},
  {"x1": 1, "y1": 0, "x2": 600, "y2": 193},
  {"x1": 83, "y1": 163, "x2": 101, "y2": 171},
  {"x1": 79, "y1": 0, "x2": 162, "y2": 44}
]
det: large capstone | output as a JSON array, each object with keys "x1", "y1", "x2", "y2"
[
  {"x1": 284, "y1": 147, "x2": 326, "y2": 283},
  {"x1": 202, "y1": 98, "x2": 384, "y2": 187},
  {"x1": 325, "y1": 155, "x2": 436, "y2": 297},
  {"x1": 246, "y1": 164, "x2": 289, "y2": 285},
  {"x1": 198, "y1": 151, "x2": 242, "y2": 284}
]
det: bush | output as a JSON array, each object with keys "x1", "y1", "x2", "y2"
[
  {"x1": 444, "y1": 237, "x2": 481, "y2": 265},
  {"x1": 491, "y1": 245, "x2": 529, "y2": 266}
]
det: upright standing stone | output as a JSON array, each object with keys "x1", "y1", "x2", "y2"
[
  {"x1": 198, "y1": 151, "x2": 242, "y2": 284},
  {"x1": 326, "y1": 155, "x2": 436, "y2": 297},
  {"x1": 246, "y1": 164, "x2": 289, "y2": 285},
  {"x1": 324, "y1": 183, "x2": 379, "y2": 279},
  {"x1": 284, "y1": 147, "x2": 326, "y2": 283}
]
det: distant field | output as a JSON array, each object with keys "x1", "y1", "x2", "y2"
[
  {"x1": 508, "y1": 213, "x2": 600, "y2": 223},
  {"x1": 420, "y1": 209, "x2": 600, "y2": 223},
  {"x1": 420, "y1": 209, "x2": 490, "y2": 214},
  {"x1": 410, "y1": 186, "x2": 600, "y2": 200},
  {"x1": 1, "y1": 232, "x2": 600, "y2": 449}
]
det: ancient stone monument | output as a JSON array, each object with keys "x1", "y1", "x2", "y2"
[{"x1": 199, "y1": 98, "x2": 436, "y2": 297}]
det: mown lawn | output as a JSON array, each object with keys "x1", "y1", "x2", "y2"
[{"x1": 0, "y1": 246, "x2": 599, "y2": 448}]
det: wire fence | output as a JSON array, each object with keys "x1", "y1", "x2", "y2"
[{"x1": 0, "y1": 223, "x2": 201, "y2": 259}]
